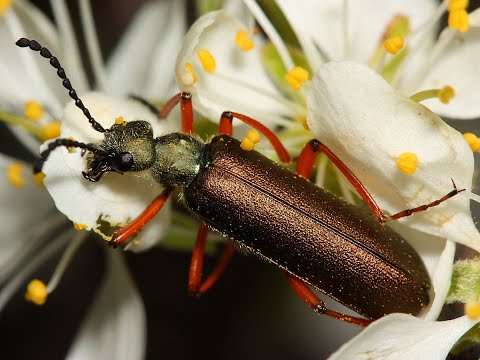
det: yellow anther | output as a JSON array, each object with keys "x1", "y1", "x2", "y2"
[
  {"x1": 25, "y1": 279, "x2": 47, "y2": 306},
  {"x1": 285, "y1": 66, "x2": 309, "y2": 90},
  {"x1": 7, "y1": 162, "x2": 24, "y2": 188},
  {"x1": 449, "y1": 9, "x2": 469, "y2": 32},
  {"x1": 396, "y1": 152, "x2": 419, "y2": 175},
  {"x1": 383, "y1": 36, "x2": 404, "y2": 55},
  {"x1": 197, "y1": 49, "x2": 216, "y2": 73},
  {"x1": 66, "y1": 136, "x2": 77, "y2": 153},
  {"x1": 74, "y1": 223, "x2": 88, "y2": 231},
  {"x1": 448, "y1": 0, "x2": 469, "y2": 11},
  {"x1": 438, "y1": 86, "x2": 455, "y2": 104},
  {"x1": 33, "y1": 172, "x2": 46, "y2": 187},
  {"x1": 41, "y1": 122, "x2": 61, "y2": 141},
  {"x1": 115, "y1": 116, "x2": 125, "y2": 125},
  {"x1": 240, "y1": 138, "x2": 255, "y2": 151},
  {"x1": 24, "y1": 101, "x2": 44, "y2": 121},
  {"x1": 235, "y1": 30, "x2": 254, "y2": 51},
  {"x1": 184, "y1": 62, "x2": 197, "y2": 85},
  {"x1": 0, "y1": 0, "x2": 12, "y2": 16},
  {"x1": 465, "y1": 302, "x2": 480, "y2": 319},
  {"x1": 246, "y1": 129, "x2": 261, "y2": 144},
  {"x1": 463, "y1": 133, "x2": 480, "y2": 152}
]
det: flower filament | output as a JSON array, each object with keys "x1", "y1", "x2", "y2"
[{"x1": 409, "y1": 85, "x2": 456, "y2": 104}]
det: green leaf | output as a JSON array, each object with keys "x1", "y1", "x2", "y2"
[{"x1": 256, "y1": 0, "x2": 300, "y2": 48}]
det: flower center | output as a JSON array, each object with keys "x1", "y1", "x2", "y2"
[{"x1": 396, "y1": 152, "x2": 419, "y2": 175}]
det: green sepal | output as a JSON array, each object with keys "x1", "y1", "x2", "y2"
[{"x1": 447, "y1": 257, "x2": 480, "y2": 304}]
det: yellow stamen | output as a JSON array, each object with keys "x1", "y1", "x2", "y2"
[
  {"x1": 25, "y1": 279, "x2": 47, "y2": 306},
  {"x1": 438, "y1": 85, "x2": 456, "y2": 104},
  {"x1": 24, "y1": 101, "x2": 44, "y2": 121},
  {"x1": 297, "y1": 115, "x2": 309, "y2": 130},
  {"x1": 197, "y1": 49, "x2": 216, "y2": 73},
  {"x1": 448, "y1": 0, "x2": 469, "y2": 11},
  {"x1": 115, "y1": 115, "x2": 125, "y2": 125},
  {"x1": 235, "y1": 30, "x2": 254, "y2": 51},
  {"x1": 33, "y1": 172, "x2": 46, "y2": 188},
  {"x1": 0, "y1": 0, "x2": 12, "y2": 16},
  {"x1": 246, "y1": 129, "x2": 261, "y2": 144},
  {"x1": 285, "y1": 66, "x2": 309, "y2": 90},
  {"x1": 184, "y1": 62, "x2": 197, "y2": 85},
  {"x1": 449, "y1": 9, "x2": 469, "y2": 32},
  {"x1": 410, "y1": 86, "x2": 456, "y2": 104},
  {"x1": 465, "y1": 302, "x2": 480, "y2": 319},
  {"x1": 66, "y1": 136, "x2": 77, "y2": 153},
  {"x1": 383, "y1": 36, "x2": 404, "y2": 55},
  {"x1": 396, "y1": 152, "x2": 419, "y2": 175},
  {"x1": 463, "y1": 133, "x2": 480, "y2": 152},
  {"x1": 240, "y1": 138, "x2": 255, "y2": 151},
  {"x1": 74, "y1": 223, "x2": 88, "y2": 231},
  {"x1": 41, "y1": 122, "x2": 61, "y2": 141},
  {"x1": 7, "y1": 162, "x2": 24, "y2": 188}
]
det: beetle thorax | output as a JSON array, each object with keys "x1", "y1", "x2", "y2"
[{"x1": 152, "y1": 133, "x2": 205, "y2": 188}]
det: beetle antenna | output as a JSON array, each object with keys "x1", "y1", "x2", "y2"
[
  {"x1": 33, "y1": 138, "x2": 107, "y2": 174},
  {"x1": 16, "y1": 38, "x2": 106, "y2": 133}
]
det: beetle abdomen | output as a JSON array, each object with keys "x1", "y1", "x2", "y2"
[{"x1": 184, "y1": 135, "x2": 431, "y2": 319}]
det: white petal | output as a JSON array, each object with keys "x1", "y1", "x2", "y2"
[
  {"x1": 0, "y1": 154, "x2": 59, "y2": 278},
  {"x1": 106, "y1": 0, "x2": 186, "y2": 99},
  {"x1": 43, "y1": 93, "x2": 177, "y2": 250},
  {"x1": 328, "y1": 314, "x2": 480, "y2": 360},
  {"x1": 415, "y1": 8, "x2": 480, "y2": 119},
  {"x1": 175, "y1": 10, "x2": 301, "y2": 126},
  {"x1": 307, "y1": 62, "x2": 480, "y2": 251},
  {"x1": 66, "y1": 251, "x2": 146, "y2": 360},
  {"x1": 390, "y1": 223, "x2": 455, "y2": 320},
  {"x1": 275, "y1": 0, "x2": 437, "y2": 64}
]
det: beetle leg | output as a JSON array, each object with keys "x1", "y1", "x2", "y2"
[
  {"x1": 382, "y1": 179, "x2": 465, "y2": 222},
  {"x1": 284, "y1": 272, "x2": 372, "y2": 327},
  {"x1": 110, "y1": 187, "x2": 173, "y2": 248},
  {"x1": 155, "y1": 92, "x2": 194, "y2": 135},
  {"x1": 188, "y1": 223, "x2": 235, "y2": 296},
  {"x1": 218, "y1": 111, "x2": 291, "y2": 164},
  {"x1": 298, "y1": 140, "x2": 465, "y2": 225}
]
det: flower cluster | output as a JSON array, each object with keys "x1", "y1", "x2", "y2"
[{"x1": 1, "y1": 0, "x2": 480, "y2": 358}]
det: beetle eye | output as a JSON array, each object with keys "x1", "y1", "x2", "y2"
[{"x1": 115, "y1": 152, "x2": 134, "y2": 172}]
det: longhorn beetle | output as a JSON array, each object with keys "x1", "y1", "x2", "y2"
[{"x1": 17, "y1": 37, "x2": 465, "y2": 326}]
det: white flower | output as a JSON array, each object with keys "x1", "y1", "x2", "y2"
[
  {"x1": 0, "y1": 0, "x2": 185, "y2": 357},
  {"x1": 173, "y1": 1, "x2": 480, "y2": 358}
]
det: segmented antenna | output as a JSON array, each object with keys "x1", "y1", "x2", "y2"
[
  {"x1": 16, "y1": 37, "x2": 106, "y2": 133},
  {"x1": 33, "y1": 138, "x2": 107, "y2": 174}
]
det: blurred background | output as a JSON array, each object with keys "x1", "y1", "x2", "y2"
[{"x1": 0, "y1": 1, "x2": 479, "y2": 359}]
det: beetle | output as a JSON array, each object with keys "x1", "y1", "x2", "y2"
[{"x1": 17, "y1": 37, "x2": 464, "y2": 326}]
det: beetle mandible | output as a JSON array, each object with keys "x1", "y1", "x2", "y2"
[{"x1": 17, "y1": 37, "x2": 465, "y2": 327}]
